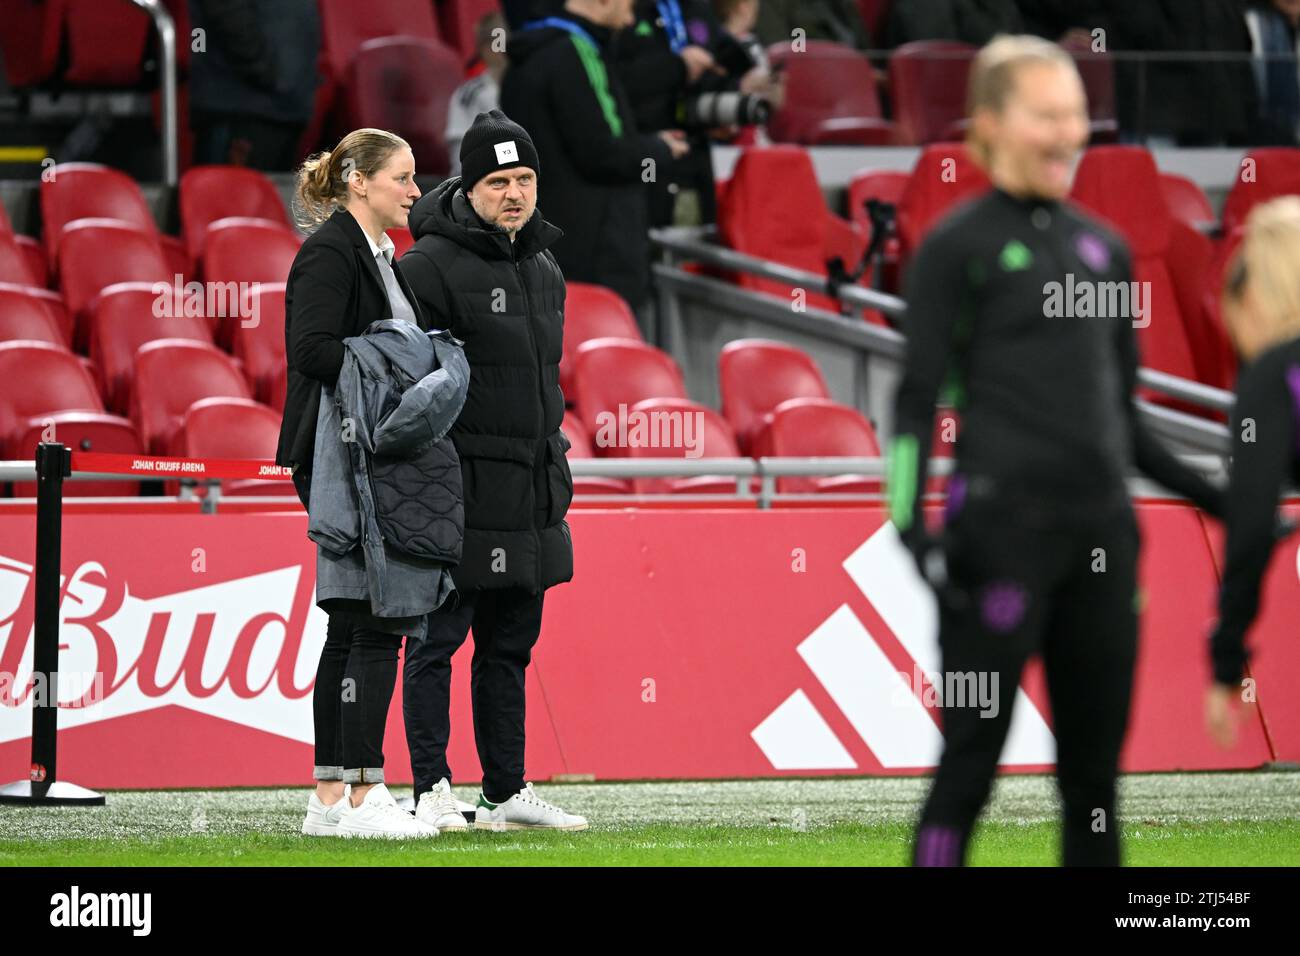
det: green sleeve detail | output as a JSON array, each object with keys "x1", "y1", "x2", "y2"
[
  {"x1": 887, "y1": 434, "x2": 919, "y2": 531},
  {"x1": 571, "y1": 35, "x2": 623, "y2": 138}
]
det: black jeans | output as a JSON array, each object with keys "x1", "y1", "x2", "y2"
[
  {"x1": 403, "y1": 587, "x2": 545, "y2": 804},
  {"x1": 295, "y1": 470, "x2": 404, "y2": 785},
  {"x1": 913, "y1": 493, "x2": 1140, "y2": 867}
]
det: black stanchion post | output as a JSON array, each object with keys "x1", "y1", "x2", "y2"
[{"x1": 0, "y1": 442, "x2": 105, "y2": 806}]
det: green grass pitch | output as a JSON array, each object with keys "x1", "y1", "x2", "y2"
[{"x1": 1, "y1": 772, "x2": 1297, "y2": 866}]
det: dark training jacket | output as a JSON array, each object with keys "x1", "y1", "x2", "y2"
[
  {"x1": 888, "y1": 188, "x2": 1226, "y2": 564},
  {"x1": 397, "y1": 178, "x2": 574, "y2": 594}
]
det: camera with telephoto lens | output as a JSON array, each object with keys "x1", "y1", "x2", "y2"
[{"x1": 679, "y1": 31, "x2": 772, "y2": 129}]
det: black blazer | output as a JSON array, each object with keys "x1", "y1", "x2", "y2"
[{"x1": 276, "y1": 207, "x2": 428, "y2": 469}]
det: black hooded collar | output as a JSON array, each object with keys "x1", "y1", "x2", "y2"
[{"x1": 407, "y1": 176, "x2": 563, "y2": 262}]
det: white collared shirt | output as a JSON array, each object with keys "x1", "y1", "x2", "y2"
[{"x1": 363, "y1": 227, "x2": 397, "y2": 264}]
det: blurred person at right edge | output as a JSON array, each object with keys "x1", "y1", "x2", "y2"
[
  {"x1": 1242, "y1": 0, "x2": 1300, "y2": 145},
  {"x1": 888, "y1": 36, "x2": 1226, "y2": 867},
  {"x1": 1205, "y1": 198, "x2": 1300, "y2": 748},
  {"x1": 501, "y1": 0, "x2": 686, "y2": 319}
]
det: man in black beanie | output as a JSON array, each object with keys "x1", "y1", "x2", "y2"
[{"x1": 396, "y1": 110, "x2": 586, "y2": 832}]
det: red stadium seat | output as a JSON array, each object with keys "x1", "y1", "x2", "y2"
[
  {"x1": 764, "y1": 397, "x2": 881, "y2": 493},
  {"x1": 57, "y1": 219, "x2": 170, "y2": 350},
  {"x1": 0, "y1": 0, "x2": 150, "y2": 88},
  {"x1": 719, "y1": 339, "x2": 831, "y2": 454},
  {"x1": 889, "y1": 41, "x2": 976, "y2": 145},
  {"x1": 1196, "y1": 226, "x2": 1245, "y2": 392},
  {"x1": 613, "y1": 398, "x2": 743, "y2": 494},
  {"x1": 0, "y1": 289, "x2": 68, "y2": 348},
  {"x1": 229, "y1": 283, "x2": 287, "y2": 404},
  {"x1": 203, "y1": 217, "x2": 301, "y2": 287},
  {"x1": 561, "y1": 282, "x2": 642, "y2": 401},
  {"x1": 318, "y1": 0, "x2": 441, "y2": 82},
  {"x1": 1221, "y1": 148, "x2": 1300, "y2": 236},
  {"x1": 1166, "y1": 220, "x2": 1235, "y2": 393},
  {"x1": 41, "y1": 163, "x2": 187, "y2": 277},
  {"x1": 438, "y1": 0, "x2": 500, "y2": 64},
  {"x1": 1071, "y1": 147, "x2": 1203, "y2": 389},
  {"x1": 130, "y1": 339, "x2": 251, "y2": 454},
  {"x1": 766, "y1": 41, "x2": 893, "y2": 146},
  {"x1": 0, "y1": 284, "x2": 71, "y2": 347},
  {"x1": 0, "y1": 341, "x2": 105, "y2": 457},
  {"x1": 1161, "y1": 173, "x2": 1216, "y2": 230},
  {"x1": 896, "y1": 142, "x2": 990, "y2": 259},
  {"x1": 86, "y1": 282, "x2": 215, "y2": 414},
  {"x1": 0, "y1": 207, "x2": 51, "y2": 286},
  {"x1": 179, "y1": 165, "x2": 293, "y2": 262},
  {"x1": 560, "y1": 410, "x2": 632, "y2": 495},
  {"x1": 10, "y1": 413, "x2": 143, "y2": 497},
  {"x1": 0, "y1": 230, "x2": 43, "y2": 286},
  {"x1": 717, "y1": 146, "x2": 871, "y2": 314},
  {"x1": 347, "y1": 36, "x2": 463, "y2": 177},
  {"x1": 608, "y1": 400, "x2": 743, "y2": 496},
  {"x1": 571, "y1": 338, "x2": 688, "y2": 444},
  {"x1": 172, "y1": 397, "x2": 290, "y2": 496}
]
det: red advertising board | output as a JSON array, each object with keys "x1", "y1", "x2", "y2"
[{"x1": 0, "y1": 504, "x2": 1290, "y2": 789}]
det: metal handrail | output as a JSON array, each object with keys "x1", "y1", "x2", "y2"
[
  {"x1": 132, "y1": 0, "x2": 178, "y2": 186},
  {"x1": 650, "y1": 226, "x2": 1237, "y2": 415}
]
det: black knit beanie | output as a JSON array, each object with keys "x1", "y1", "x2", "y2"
[{"x1": 459, "y1": 109, "x2": 540, "y2": 190}]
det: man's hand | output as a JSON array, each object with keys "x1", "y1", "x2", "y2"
[
  {"x1": 679, "y1": 45, "x2": 720, "y2": 84},
  {"x1": 658, "y1": 129, "x2": 690, "y2": 159},
  {"x1": 1205, "y1": 682, "x2": 1252, "y2": 749}
]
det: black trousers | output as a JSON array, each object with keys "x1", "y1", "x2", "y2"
[
  {"x1": 913, "y1": 492, "x2": 1140, "y2": 867},
  {"x1": 295, "y1": 470, "x2": 403, "y2": 784},
  {"x1": 403, "y1": 587, "x2": 545, "y2": 803}
]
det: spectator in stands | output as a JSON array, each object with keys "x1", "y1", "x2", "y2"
[
  {"x1": 446, "y1": 12, "x2": 509, "y2": 176},
  {"x1": 614, "y1": 0, "x2": 769, "y2": 227},
  {"x1": 1014, "y1": 0, "x2": 1108, "y2": 43},
  {"x1": 1103, "y1": 0, "x2": 1257, "y2": 146},
  {"x1": 500, "y1": 0, "x2": 687, "y2": 316},
  {"x1": 754, "y1": 0, "x2": 871, "y2": 49},
  {"x1": 280, "y1": 128, "x2": 435, "y2": 838},
  {"x1": 1207, "y1": 196, "x2": 1300, "y2": 747},
  {"x1": 397, "y1": 110, "x2": 587, "y2": 832},
  {"x1": 886, "y1": 0, "x2": 1023, "y2": 47},
  {"x1": 189, "y1": 0, "x2": 320, "y2": 170},
  {"x1": 1243, "y1": 0, "x2": 1300, "y2": 144}
]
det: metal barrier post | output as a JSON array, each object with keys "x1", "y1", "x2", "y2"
[{"x1": 0, "y1": 443, "x2": 106, "y2": 806}]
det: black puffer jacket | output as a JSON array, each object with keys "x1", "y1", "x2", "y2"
[{"x1": 396, "y1": 177, "x2": 574, "y2": 594}]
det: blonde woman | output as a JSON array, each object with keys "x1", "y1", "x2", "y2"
[
  {"x1": 1207, "y1": 197, "x2": 1300, "y2": 747},
  {"x1": 276, "y1": 128, "x2": 433, "y2": 838},
  {"x1": 887, "y1": 36, "x2": 1226, "y2": 866}
]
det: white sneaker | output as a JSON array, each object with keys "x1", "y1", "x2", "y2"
[
  {"x1": 302, "y1": 787, "x2": 349, "y2": 836},
  {"x1": 415, "y1": 778, "x2": 469, "y2": 832},
  {"x1": 474, "y1": 782, "x2": 589, "y2": 831},
  {"x1": 338, "y1": 783, "x2": 438, "y2": 839}
]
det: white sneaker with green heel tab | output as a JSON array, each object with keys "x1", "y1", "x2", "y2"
[{"x1": 474, "y1": 782, "x2": 589, "y2": 831}]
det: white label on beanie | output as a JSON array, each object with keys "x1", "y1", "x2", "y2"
[{"x1": 494, "y1": 140, "x2": 518, "y2": 164}]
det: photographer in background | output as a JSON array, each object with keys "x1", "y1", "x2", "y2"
[{"x1": 614, "y1": 0, "x2": 778, "y2": 227}]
